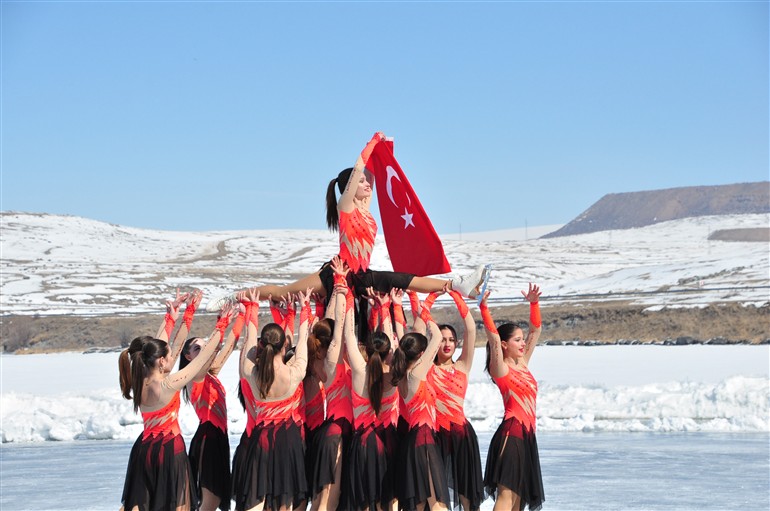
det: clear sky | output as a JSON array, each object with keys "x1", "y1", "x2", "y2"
[{"x1": 2, "y1": 1, "x2": 767, "y2": 234}]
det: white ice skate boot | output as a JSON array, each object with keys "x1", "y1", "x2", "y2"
[
  {"x1": 450, "y1": 264, "x2": 491, "y2": 300},
  {"x1": 205, "y1": 292, "x2": 236, "y2": 312}
]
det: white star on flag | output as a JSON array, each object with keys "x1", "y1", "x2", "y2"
[{"x1": 401, "y1": 208, "x2": 415, "y2": 229}]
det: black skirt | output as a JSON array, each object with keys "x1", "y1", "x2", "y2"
[
  {"x1": 346, "y1": 424, "x2": 399, "y2": 510},
  {"x1": 121, "y1": 432, "x2": 196, "y2": 511},
  {"x1": 231, "y1": 420, "x2": 307, "y2": 511},
  {"x1": 484, "y1": 416, "x2": 544, "y2": 511},
  {"x1": 307, "y1": 416, "x2": 353, "y2": 504},
  {"x1": 188, "y1": 421, "x2": 231, "y2": 510},
  {"x1": 437, "y1": 420, "x2": 485, "y2": 511},
  {"x1": 398, "y1": 424, "x2": 450, "y2": 511},
  {"x1": 304, "y1": 423, "x2": 322, "y2": 498}
]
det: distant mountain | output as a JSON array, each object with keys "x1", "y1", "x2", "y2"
[{"x1": 542, "y1": 182, "x2": 769, "y2": 238}]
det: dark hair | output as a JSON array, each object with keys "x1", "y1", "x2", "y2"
[
  {"x1": 434, "y1": 324, "x2": 459, "y2": 365},
  {"x1": 390, "y1": 332, "x2": 428, "y2": 386},
  {"x1": 325, "y1": 167, "x2": 354, "y2": 231},
  {"x1": 178, "y1": 337, "x2": 198, "y2": 402},
  {"x1": 255, "y1": 323, "x2": 287, "y2": 399},
  {"x1": 237, "y1": 381, "x2": 246, "y2": 411},
  {"x1": 365, "y1": 331, "x2": 391, "y2": 415},
  {"x1": 311, "y1": 318, "x2": 334, "y2": 350},
  {"x1": 484, "y1": 322, "x2": 523, "y2": 376},
  {"x1": 118, "y1": 336, "x2": 169, "y2": 412},
  {"x1": 305, "y1": 318, "x2": 334, "y2": 377}
]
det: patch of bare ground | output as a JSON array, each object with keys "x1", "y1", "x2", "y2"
[
  {"x1": 709, "y1": 228, "x2": 770, "y2": 242},
  {"x1": 2, "y1": 302, "x2": 768, "y2": 353}
]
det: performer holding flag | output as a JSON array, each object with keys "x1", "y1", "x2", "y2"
[{"x1": 207, "y1": 132, "x2": 489, "y2": 312}]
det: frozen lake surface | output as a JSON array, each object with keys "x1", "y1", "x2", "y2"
[{"x1": 1, "y1": 431, "x2": 768, "y2": 511}]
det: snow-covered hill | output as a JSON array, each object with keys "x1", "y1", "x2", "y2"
[{"x1": 1, "y1": 212, "x2": 768, "y2": 315}]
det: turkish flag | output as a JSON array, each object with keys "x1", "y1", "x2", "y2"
[{"x1": 366, "y1": 139, "x2": 451, "y2": 276}]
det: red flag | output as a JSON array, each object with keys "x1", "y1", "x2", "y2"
[{"x1": 366, "y1": 139, "x2": 451, "y2": 276}]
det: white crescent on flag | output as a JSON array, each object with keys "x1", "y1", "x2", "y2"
[{"x1": 386, "y1": 165, "x2": 411, "y2": 208}]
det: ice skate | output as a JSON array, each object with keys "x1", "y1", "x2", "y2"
[
  {"x1": 204, "y1": 292, "x2": 236, "y2": 312},
  {"x1": 451, "y1": 264, "x2": 491, "y2": 299}
]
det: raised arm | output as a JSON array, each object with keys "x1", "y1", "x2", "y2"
[
  {"x1": 156, "y1": 289, "x2": 188, "y2": 341},
  {"x1": 410, "y1": 311, "x2": 443, "y2": 381},
  {"x1": 283, "y1": 295, "x2": 297, "y2": 345},
  {"x1": 449, "y1": 290, "x2": 476, "y2": 373},
  {"x1": 324, "y1": 257, "x2": 348, "y2": 379},
  {"x1": 168, "y1": 289, "x2": 202, "y2": 368},
  {"x1": 287, "y1": 288, "x2": 313, "y2": 386},
  {"x1": 375, "y1": 290, "x2": 395, "y2": 347},
  {"x1": 390, "y1": 288, "x2": 406, "y2": 343},
  {"x1": 324, "y1": 288, "x2": 338, "y2": 320},
  {"x1": 480, "y1": 291, "x2": 507, "y2": 379},
  {"x1": 522, "y1": 283, "x2": 543, "y2": 365},
  {"x1": 411, "y1": 288, "x2": 443, "y2": 336},
  {"x1": 337, "y1": 133, "x2": 383, "y2": 213},
  {"x1": 209, "y1": 301, "x2": 246, "y2": 375},
  {"x1": 341, "y1": 284, "x2": 366, "y2": 393},
  {"x1": 312, "y1": 292, "x2": 325, "y2": 322},
  {"x1": 238, "y1": 290, "x2": 260, "y2": 380},
  {"x1": 163, "y1": 302, "x2": 237, "y2": 392}
]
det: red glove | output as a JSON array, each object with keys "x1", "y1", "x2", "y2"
[
  {"x1": 530, "y1": 301, "x2": 541, "y2": 328},
  {"x1": 231, "y1": 309, "x2": 247, "y2": 339},
  {"x1": 479, "y1": 301, "x2": 498, "y2": 335},
  {"x1": 407, "y1": 291, "x2": 420, "y2": 321},
  {"x1": 163, "y1": 313, "x2": 175, "y2": 339},
  {"x1": 448, "y1": 290, "x2": 469, "y2": 319},
  {"x1": 393, "y1": 303, "x2": 407, "y2": 328},
  {"x1": 182, "y1": 301, "x2": 197, "y2": 330}
]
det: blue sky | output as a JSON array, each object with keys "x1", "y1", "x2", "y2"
[{"x1": 2, "y1": 1, "x2": 767, "y2": 234}]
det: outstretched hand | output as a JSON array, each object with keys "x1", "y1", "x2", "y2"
[
  {"x1": 237, "y1": 289, "x2": 260, "y2": 303},
  {"x1": 219, "y1": 301, "x2": 239, "y2": 322},
  {"x1": 187, "y1": 289, "x2": 203, "y2": 309},
  {"x1": 330, "y1": 255, "x2": 349, "y2": 276},
  {"x1": 165, "y1": 288, "x2": 190, "y2": 319},
  {"x1": 480, "y1": 290, "x2": 491, "y2": 307},
  {"x1": 374, "y1": 290, "x2": 390, "y2": 307},
  {"x1": 390, "y1": 288, "x2": 404, "y2": 306},
  {"x1": 521, "y1": 283, "x2": 541, "y2": 303},
  {"x1": 298, "y1": 287, "x2": 313, "y2": 308}
]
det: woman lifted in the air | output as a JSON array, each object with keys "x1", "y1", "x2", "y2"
[{"x1": 208, "y1": 133, "x2": 488, "y2": 311}]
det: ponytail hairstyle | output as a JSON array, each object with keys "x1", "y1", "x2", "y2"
[
  {"x1": 305, "y1": 318, "x2": 334, "y2": 377},
  {"x1": 390, "y1": 332, "x2": 428, "y2": 386},
  {"x1": 255, "y1": 323, "x2": 287, "y2": 399},
  {"x1": 311, "y1": 317, "x2": 335, "y2": 350},
  {"x1": 325, "y1": 167, "x2": 354, "y2": 231},
  {"x1": 434, "y1": 324, "x2": 459, "y2": 364},
  {"x1": 484, "y1": 322, "x2": 521, "y2": 377},
  {"x1": 178, "y1": 337, "x2": 198, "y2": 403},
  {"x1": 118, "y1": 336, "x2": 169, "y2": 412},
  {"x1": 365, "y1": 331, "x2": 391, "y2": 415}
]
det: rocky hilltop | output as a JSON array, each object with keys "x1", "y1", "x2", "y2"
[{"x1": 543, "y1": 181, "x2": 769, "y2": 238}]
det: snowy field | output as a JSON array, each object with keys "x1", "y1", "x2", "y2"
[
  {"x1": 1, "y1": 212, "x2": 768, "y2": 314},
  {"x1": 1, "y1": 211, "x2": 769, "y2": 442}
]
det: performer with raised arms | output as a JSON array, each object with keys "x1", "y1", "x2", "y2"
[
  {"x1": 119, "y1": 296, "x2": 237, "y2": 511},
  {"x1": 231, "y1": 288, "x2": 313, "y2": 511},
  {"x1": 482, "y1": 285, "x2": 545, "y2": 511},
  {"x1": 432, "y1": 290, "x2": 485, "y2": 511},
  {"x1": 390, "y1": 296, "x2": 451, "y2": 511},
  {"x1": 178, "y1": 289, "x2": 241, "y2": 511}
]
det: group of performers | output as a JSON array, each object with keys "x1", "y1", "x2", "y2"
[{"x1": 118, "y1": 146, "x2": 545, "y2": 511}]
